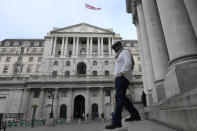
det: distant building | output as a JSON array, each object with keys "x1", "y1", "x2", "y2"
[{"x1": 0, "y1": 23, "x2": 143, "y2": 122}]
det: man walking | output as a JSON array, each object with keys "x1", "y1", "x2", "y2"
[{"x1": 105, "y1": 41, "x2": 141, "y2": 129}]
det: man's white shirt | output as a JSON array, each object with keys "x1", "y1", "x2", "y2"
[{"x1": 114, "y1": 49, "x2": 133, "y2": 83}]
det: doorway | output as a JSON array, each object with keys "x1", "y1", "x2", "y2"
[{"x1": 73, "y1": 95, "x2": 85, "y2": 118}]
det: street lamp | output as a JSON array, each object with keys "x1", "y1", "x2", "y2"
[{"x1": 48, "y1": 91, "x2": 59, "y2": 118}]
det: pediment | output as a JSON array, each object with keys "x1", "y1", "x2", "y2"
[{"x1": 51, "y1": 23, "x2": 114, "y2": 34}]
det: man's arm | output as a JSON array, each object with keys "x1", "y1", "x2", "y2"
[{"x1": 120, "y1": 50, "x2": 132, "y2": 75}]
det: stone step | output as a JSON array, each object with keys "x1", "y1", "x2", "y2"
[{"x1": 103, "y1": 126, "x2": 128, "y2": 131}]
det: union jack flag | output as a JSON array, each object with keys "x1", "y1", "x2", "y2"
[{"x1": 85, "y1": 3, "x2": 101, "y2": 10}]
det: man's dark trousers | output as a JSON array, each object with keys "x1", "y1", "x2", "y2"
[{"x1": 112, "y1": 76, "x2": 140, "y2": 125}]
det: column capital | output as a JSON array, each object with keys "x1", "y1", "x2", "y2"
[{"x1": 133, "y1": 0, "x2": 142, "y2": 25}]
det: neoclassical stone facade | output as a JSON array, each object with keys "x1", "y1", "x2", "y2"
[
  {"x1": 0, "y1": 23, "x2": 143, "y2": 122},
  {"x1": 126, "y1": 0, "x2": 197, "y2": 130}
]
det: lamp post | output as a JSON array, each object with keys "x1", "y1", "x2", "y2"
[{"x1": 48, "y1": 91, "x2": 59, "y2": 119}]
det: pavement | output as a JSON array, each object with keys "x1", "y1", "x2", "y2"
[
  {"x1": 123, "y1": 119, "x2": 177, "y2": 131},
  {"x1": 6, "y1": 119, "x2": 177, "y2": 131}
]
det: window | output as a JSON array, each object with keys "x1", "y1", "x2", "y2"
[
  {"x1": 27, "y1": 64, "x2": 33, "y2": 73},
  {"x1": 14, "y1": 63, "x2": 23, "y2": 74},
  {"x1": 105, "y1": 71, "x2": 109, "y2": 76},
  {"x1": 13, "y1": 41, "x2": 19, "y2": 46},
  {"x1": 66, "y1": 61, "x2": 70, "y2": 66},
  {"x1": 4, "y1": 41, "x2": 10, "y2": 46},
  {"x1": 38, "y1": 57, "x2": 42, "y2": 62},
  {"x1": 20, "y1": 47, "x2": 24, "y2": 54},
  {"x1": 92, "y1": 89, "x2": 98, "y2": 97},
  {"x1": 138, "y1": 65, "x2": 142, "y2": 72},
  {"x1": 6, "y1": 57, "x2": 11, "y2": 62},
  {"x1": 58, "y1": 51, "x2": 61, "y2": 56},
  {"x1": 29, "y1": 57, "x2": 34, "y2": 62},
  {"x1": 105, "y1": 61, "x2": 109, "y2": 65},
  {"x1": 93, "y1": 61, "x2": 97, "y2": 66},
  {"x1": 33, "y1": 89, "x2": 40, "y2": 98},
  {"x1": 0, "y1": 57, "x2": 2, "y2": 62},
  {"x1": 65, "y1": 71, "x2": 70, "y2": 77},
  {"x1": 36, "y1": 65, "x2": 41, "y2": 73},
  {"x1": 3, "y1": 65, "x2": 8, "y2": 73},
  {"x1": 52, "y1": 71, "x2": 57, "y2": 77},
  {"x1": 80, "y1": 48, "x2": 86, "y2": 55},
  {"x1": 93, "y1": 71, "x2": 97, "y2": 76},
  {"x1": 61, "y1": 89, "x2": 67, "y2": 97},
  {"x1": 105, "y1": 89, "x2": 111, "y2": 96},
  {"x1": 34, "y1": 42, "x2": 40, "y2": 46},
  {"x1": 69, "y1": 51, "x2": 72, "y2": 57},
  {"x1": 54, "y1": 61, "x2": 58, "y2": 66},
  {"x1": 137, "y1": 57, "x2": 140, "y2": 61},
  {"x1": 18, "y1": 56, "x2": 22, "y2": 62}
]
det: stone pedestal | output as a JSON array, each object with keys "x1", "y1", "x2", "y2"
[{"x1": 46, "y1": 118, "x2": 56, "y2": 126}]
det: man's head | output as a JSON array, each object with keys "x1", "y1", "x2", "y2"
[{"x1": 111, "y1": 41, "x2": 123, "y2": 53}]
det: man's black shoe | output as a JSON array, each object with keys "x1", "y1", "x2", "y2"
[
  {"x1": 105, "y1": 123, "x2": 122, "y2": 129},
  {"x1": 125, "y1": 117, "x2": 141, "y2": 122}
]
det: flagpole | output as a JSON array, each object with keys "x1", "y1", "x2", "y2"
[{"x1": 83, "y1": 2, "x2": 88, "y2": 23}]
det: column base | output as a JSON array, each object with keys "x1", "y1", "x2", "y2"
[
  {"x1": 164, "y1": 60, "x2": 197, "y2": 98},
  {"x1": 154, "y1": 80, "x2": 166, "y2": 102}
]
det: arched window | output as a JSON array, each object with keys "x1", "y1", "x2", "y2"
[{"x1": 77, "y1": 62, "x2": 86, "y2": 75}]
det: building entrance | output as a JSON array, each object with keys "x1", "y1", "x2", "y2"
[
  {"x1": 59, "y1": 105, "x2": 67, "y2": 118},
  {"x1": 74, "y1": 95, "x2": 85, "y2": 118}
]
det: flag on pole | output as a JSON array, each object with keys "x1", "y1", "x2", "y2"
[{"x1": 85, "y1": 3, "x2": 101, "y2": 10}]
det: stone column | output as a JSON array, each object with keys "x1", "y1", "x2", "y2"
[
  {"x1": 142, "y1": 0, "x2": 169, "y2": 81},
  {"x1": 136, "y1": 24, "x2": 149, "y2": 105},
  {"x1": 60, "y1": 37, "x2": 65, "y2": 55},
  {"x1": 50, "y1": 38, "x2": 54, "y2": 55},
  {"x1": 38, "y1": 88, "x2": 45, "y2": 118},
  {"x1": 55, "y1": 88, "x2": 60, "y2": 118},
  {"x1": 21, "y1": 88, "x2": 30, "y2": 118},
  {"x1": 137, "y1": 2, "x2": 156, "y2": 103},
  {"x1": 112, "y1": 38, "x2": 115, "y2": 56},
  {"x1": 52, "y1": 37, "x2": 57, "y2": 56},
  {"x1": 76, "y1": 37, "x2": 79, "y2": 56},
  {"x1": 86, "y1": 37, "x2": 90, "y2": 57},
  {"x1": 99, "y1": 87, "x2": 104, "y2": 115},
  {"x1": 156, "y1": 0, "x2": 197, "y2": 98},
  {"x1": 90, "y1": 37, "x2": 93, "y2": 56},
  {"x1": 72, "y1": 37, "x2": 76, "y2": 57},
  {"x1": 108, "y1": 38, "x2": 112, "y2": 56},
  {"x1": 101, "y1": 37, "x2": 104, "y2": 56},
  {"x1": 86, "y1": 88, "x2": 90, "y2": 116},
  {"x1": 184, "y1": 0, "x2": 197, "y2": 37},
  {"x1": 97, "y1": 37, "x2": 100, "y2": 56},
  {"x1": 64, "y1": 37, "x2": 68, "y2": 57},
  {"x1": 67, "y1": 89, "x2": 73, "y2": 122},
  {"x1": 111, "y1": 89, "x2": 115, "y2": 113},
  {"x1": 156, "y1": 0, "x2": 197, "y2": 62}
]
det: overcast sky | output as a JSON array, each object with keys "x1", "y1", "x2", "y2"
[{"x1": 0, "y1": 0, "x2": 137, "y2": 41}]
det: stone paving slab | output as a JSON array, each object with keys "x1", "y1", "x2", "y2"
[
  {"x1": 6, "y1": 120, "x2": 177, "y2": 131},
  {"x1": 123, "y1": 120, "x2": 177, "y2": 131}
]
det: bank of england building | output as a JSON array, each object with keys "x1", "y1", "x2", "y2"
[{"x1": 0, "y1": 23, "x2": 143, "y2": 122}]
